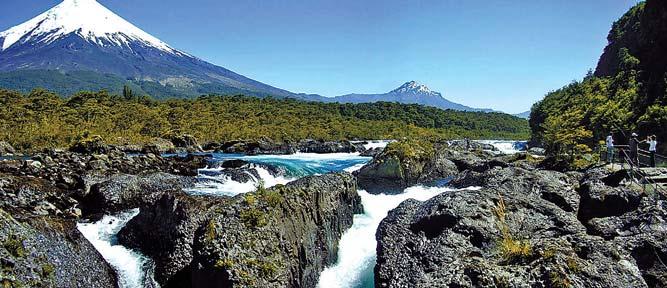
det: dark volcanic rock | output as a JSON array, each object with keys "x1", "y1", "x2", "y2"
[
  {"x1": 171, "y1": 134, "x2": 203, "y2": 153},
  {"x1": 375, "y1": 187, "x2": 647, "y2": 288},
  {"x1": 81, "y1": 172, "x2": 196, "y2": 216},
  {"x1": 375, "y1": 162, "x2": 667, "y2": 288},
  {"x1": 69, "y1": 135, "x2": 111, "y2": 154},
  {"x1": 450, "y1": 166, "x2": 582, "y2": 213},
  {"x1": 356, "y1": 142, "x2": 505, "y2": 193},
  {"x1": 360, "y1": 147, "x2": 382, "y2": 157},
  {"x1": 0, "y1": 210, "x2": 118, "y2": 288},
  {"x1": 0, "y1": 174, "x2": 117, "y2": 287},
  {"x1": 0, "y1": 147, "x2": 212, "y2": 288},
  {"x1": 214, "y1": 159, "x2": 250, "y2": 169},
  {"x1": 220, "y1": 137, "x2": 297, "y2": 155},
  {"x1": 447, "y1": 139, "x2": 498, "y2": 152},
  {"x1": 119, "y1": 172, "x2": 362, "y2": 288},
  {"x1": 297, "y1": 139, "x2": 364, "y2": 154},
  {"x1": 577, "y1": 168, "x2": 643, "y2": 223}
]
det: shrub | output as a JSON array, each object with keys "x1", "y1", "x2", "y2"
[
  {"x1": 384, "y1": 139, "x2": 434, "y2": 161},
  {"x1": 3, "y1": 234, "x2": 25, "y2": 258},
  {"x1": 205, "y1": 219, "x2": 217, "y2": 242},
  {"x1": 239, "y1": 208, "x2": 267, "y2": 228},
  {"x1": 492, "y1": 193, "x2": 532, "y2": 262},
  {"x1": 214, "y1": 258, "x2": 234, "y2": 270}
]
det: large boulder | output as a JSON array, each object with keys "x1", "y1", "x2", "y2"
[
  {"x1": 80, "y1": 172, "x2": 196, "y2": 216},
  {"x1": 576, "y1": 167, "x2": 667, "y2": 286},
  {"x1": 219, "y1": 137, "x2": 297, "y2": 155},
  {"x1": 375, "y1": 163, "x2": 667, "y2": 288},
  {"x1": 450, "y1": 166, "x2": 582, "y2": 213},
  {"x1": 118, "y1": 172, "x2": 362, "y2": 288},
  {"x1": 142, "y1": 138, "x2": 177, "y2": 155},
  {"x1": 356, "y1": 141, "x2": 459, "y2": 193},
  {"x1": 171, "y1": 134, "x2": 202, "y2": 153},
  {"x1": 375, "y1": 187, "x2": 648, "y2": 287},
  {"x1": 69, "y1": 135, "x2": 110, "y2": 154},
  {"x1": 0, "y1": 175, "x2": 117, "y2": 287},
  {"x1": 0, "y1": 210, "x2": 118, "y2": 288},
  {"x1": 297, "y1": 139, "x2": 365, "y2": 154}
]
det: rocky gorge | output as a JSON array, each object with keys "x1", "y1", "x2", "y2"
[
  {"x1": 0, "y1": 136, "x2": 375, "y2": 287},
  {"x1": 366, "y1": 142, "x2": 666, "y2": 287},
  {"x1": 0, "y1": 135, "x2": 664, "y2": 288}
]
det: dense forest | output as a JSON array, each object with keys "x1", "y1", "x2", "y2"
[
  {"x1": 0, "y1": 88, "x2": 529, "y2": 151},
  {"x1": 0, "y1": 70, "x2": 277, "y2": 100},
  {"x1": 530, "y1": 0, "x2": 666, "y2": 166}
]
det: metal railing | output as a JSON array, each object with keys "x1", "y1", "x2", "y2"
[
  {"x1": 602, "y1": 146, "x2": 667, "y2": 197},
  {"x1": 601, "y1": 145, "x2": 666, "y2": 168}
]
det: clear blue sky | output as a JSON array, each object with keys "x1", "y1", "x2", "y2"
[{"x1": 0, "y1": 0, "x2": 640, "y2": 113}]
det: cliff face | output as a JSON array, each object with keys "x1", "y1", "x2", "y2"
[
  {"x1": 595, "y1": 0, "x2": 667, "y2": 108},
  {"x1": 0, "y1": 148, "x2": 211, "y2": 288},
  {"x1": 119, "y1": 172, "x2": 363, "y2": 288},
  {"x1": 0, "y1": 175, "x2": 118, "y2": 287},
  {"x1": 374, "y1": 164, "x2": 667, "y2": 287}
]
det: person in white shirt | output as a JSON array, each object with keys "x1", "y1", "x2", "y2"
[
  {"x1": 649, "y1": 135, "x2": 657, "y2": 167},
  {"x1": 606, "y1": 133, "x2": 614, "y2": 164}
]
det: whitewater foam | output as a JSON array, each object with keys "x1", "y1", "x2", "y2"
[
  {"x1": 77, "y1": 209, "x2": 158, "y2": 288},
  {"x1": 317, "y1": 186, "x2": 475, "y2": 288},
  {"x1": 477, "y1": 140, "x2": 527, "y2": 155},
  {"x1": 187, "y1": 166, "x2": 295, "y2": 197},
  {"x1": 351, "y1": 140, "x2": 393, "y2": 150}
]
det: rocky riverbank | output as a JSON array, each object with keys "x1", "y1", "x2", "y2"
[
  {"x1": 0, "y1": 137, "x2": 367, "y2": 287},
  {"x1": 10, "y1": 136, "x2": 658, "y2": 288},
  {"x1": 367, "y1": 141, "x2": 667, "y2": 287},
  {"x1": 0, "y1": 144, "x2": 213, "y2": 286},
  {"x1": 118, "y1": 172, "x2": 361, "y2": 287}
]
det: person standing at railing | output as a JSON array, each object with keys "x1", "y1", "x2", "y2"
[
  {"x1": 629, "y1": 133, "x2": 639, "y2": 166},
  {"x1": 649, "y1": 135, "x2": 657, "y2": 167},
  {"x1": 606, "y1": 132, "x2": 615, "y2": 164}
]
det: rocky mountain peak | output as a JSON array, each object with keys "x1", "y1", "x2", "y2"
[{"x1": 391, "y1": 81, "x2": 441, "y2": 97}]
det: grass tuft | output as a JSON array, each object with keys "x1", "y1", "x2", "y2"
[{"x1": 492, "y1": 193, "x2": 532, "y2": 262}]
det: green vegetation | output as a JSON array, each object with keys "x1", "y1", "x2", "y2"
[
  {"x1": 492, "y1": 193, "x2": 532, "y2": 263},
  {"x1": 383, "y1": 139, "x2": 435, "y2": 161},
  {"x1": 530, "y1": 1, "x2": 667, "y2": 166},
  {"x1": 3, "y1": 234, "x2": 25, "y2": 258},
  {"x1": 205, "y1": 219, "x2": 217, "y2": 242},
  {"x1": 214, "y1": 258, "x2": 234, "y2": 270},
  {"x1": 255, "y1": 182, "x2": 283, "y2": 208},
  {"x1": 0, "y1": 88, "x2": 529, "y2": 152},
  {"x1": 40, "y1": 263, "x2": 55, "y2": 280},
  {"x1": 239, "y1": 207, "x2": 267, "y2": 228},
  {"x1": 0, "y1": 70, "x2": 268, "y2": 100}
]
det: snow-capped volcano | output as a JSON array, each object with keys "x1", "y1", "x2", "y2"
[
  {"x1": 390, "y1": 81, "x2": 440, "y2": 96},
  {"x1": 0, "y1": 0, "x2": 178, "y2": 53},
  {"x1": 0, "y1": 0, "x2": 301, "y2": 99},
  {"x1": 326, "y1": 81, "x2": 492, "y2": 112}
]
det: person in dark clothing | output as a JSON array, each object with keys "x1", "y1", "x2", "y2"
[{"x1": 629, "y1": 133, "x2": 639, "y2": 166}]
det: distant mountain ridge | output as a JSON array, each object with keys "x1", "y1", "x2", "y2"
[
  {"x1": 0, "y1": 0, "x2": 506, "y2": 115},
  {"x1": 0, "y1": 0, "x2": 306, "y2": 99},
  {"x1": 324, "y1": 81, "x2": 493, "y2": 112}
]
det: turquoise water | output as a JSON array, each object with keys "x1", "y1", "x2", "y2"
[
  {"x1": 82, "y1": 141, "x2": 518, "y2": 288},
  {"x1": 186, "y1": 153, "x2": 371, "y2": 197},
  {"x1": 210, "y1": 152, "x2": 371, "y2": 177}
]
